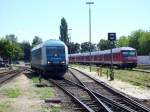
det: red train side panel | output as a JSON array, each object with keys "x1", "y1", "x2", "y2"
[{"x1": 69, "y1": 47, "x2": 137, "y2": 68}]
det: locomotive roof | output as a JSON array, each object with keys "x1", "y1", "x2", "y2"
[
  {"x1": 70, "y1": 47, "x2": 136, "y2": 57},
  {"x1": 31, "y1": 39, "x2": 66, "y2": 51}
]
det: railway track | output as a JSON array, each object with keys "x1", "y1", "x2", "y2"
[
  {"x1": 73, "y1": 65, "x2": 150, "y2": 74},
  {"x1": 48, "y1": 78, "x2": 136, "y2": 112},
  {"x1": 102, "y1": 66, "x2": 150, "y2": 74},
  {"x1": 132, "y1": 68, "x2": 150, "y2": 73},
  {"x1": 0, "y1": 67, "x2": 25, "y2": 85},
  {"x1": 67, "y1": 67, "x2": 150, "y2": 112},
  {"x1": 49, "y1": 78, "x2": 112, "y2": 112},
  {"x1": 0, "y1": 69, "x2": 14, "y2": 77}
]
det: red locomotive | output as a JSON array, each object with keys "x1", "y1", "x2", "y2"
[{"x1": 69, "y1": 47, "x2": 137, "y2": 69}]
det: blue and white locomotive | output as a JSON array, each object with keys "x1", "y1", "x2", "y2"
[{"x1": 31, "y1": 39, "x2": 68, "y2": 77}]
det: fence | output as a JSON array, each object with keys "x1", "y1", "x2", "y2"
[{"x1": 137, "y1": 56, "x2": 150, "y2": 65}]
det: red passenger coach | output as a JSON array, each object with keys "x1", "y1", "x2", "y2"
[{"x1": 69, "y1": 47, "x2": 137, "y2": 69}]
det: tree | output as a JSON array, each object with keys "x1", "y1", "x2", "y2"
[
  {"x1": 5, "y1": 34, "x2": 17, "y2": 43},
  {"x1": 0, "y1": 38, "x2": 14, "y2": 63},
  {"x1": 80, "y1": 42, "x2": 95, "y2": 53},
  {"x1": 0, "y1": 37, "x2": 25, "y2": 63},
  {"x1": 59, "y1": 17, "x2": 69, "y2": 46},
  {"x1": 139, "y1": 32, "x2": 150, "y2": 55},
  {"x1": 21, "y1": 41, "x2": 31, "y2": 61},
  {"x1": 129, "y1": 29, "x2": 144, "y2": 54},
  {"x1": 32, "y1": 36, "x2": 42, "y2": 47},
  {"x1": 68, "y1": 42, "x2": 80, "y2": 54},
  {"x1": 97, "y1": 39, "x2": 112, "y2": 50},
  {"x1": 13, "y1": 43, "x2": 24, "y2": 60},
  {"x1": 117, "y1": 36, "x2": 129, "y2": 47}
]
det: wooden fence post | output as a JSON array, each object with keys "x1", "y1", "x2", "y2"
[
  {"x1": 100, "y1": 67, "x2": 102, "y2": 77},
  {"x1": 97, "y1": 67, "x2": 99, "y2": 76}
]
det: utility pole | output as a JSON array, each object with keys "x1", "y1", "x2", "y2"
[
  {"x1": 86, "y1": 1, "x2": 94, "y2": 72},
  {"x1": 68, "y1": 29, "x2": 72, "y2": 44},
  {"x1": 68, "y1": 29, "x2": 72, "y2": 54}
]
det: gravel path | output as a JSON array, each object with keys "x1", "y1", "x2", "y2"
[{"x1": 0, "y1": 74, "x2": 44, "y2": 112}]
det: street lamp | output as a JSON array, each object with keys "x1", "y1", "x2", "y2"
[{"x1": 86, "y1": 1, "x2": 94, "y2": 72}]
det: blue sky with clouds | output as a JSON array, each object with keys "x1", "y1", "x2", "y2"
[{"x1": 0, "y1": 0, "x2": 150, "y2": 44}]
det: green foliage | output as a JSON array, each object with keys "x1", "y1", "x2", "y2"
[
  {"x1": 31, "y1": 76, "x2": 40, "y2": 83},
  {"x1": 0, "y1": 37, "x2": 24, "y2": 63},
  {"x1": 81, "y1": 42, "x2": 96, "y2": 53},
  {"x1": 32, "y1": 36, "x2": 43, "y2": 48},
  {"x1": 114, "y1": 70, "x2": 150, "y2": 87},
  {"x1": 59, "y1": 17, "x2": 69, "y2": 46},
  {"x1": 50, "y1": 105, "x2": 60, "y2": 112},
  {"x1": 21, "y1": 41, "x2": 31, "y2": 61},
  {"x1": 4, "y1": 88, "x2": 21, "y2": 98},
  {"x1": 97, "y1": 39, "x2": 115, "y2": 50},
  {"x1": 5, "y1": 34, "x2": 17, "y2": 43},
  {"x1": 13, "y1": 43, "x2": 24, "y2": 60},
  {"x1": 128, "y1": 29, "x2": 145, "y2": 54},
  {"x1": 117, "y1": 36, "x2": 129, "y2": 47},
  {"x1": 139, "y1": 32, "x2": 150, "y2": 55},
  {"x1": 0, "y1": 38, "x2": 14, "y2": 59},
  {"x1": 68, "y1": 42, "x2": 80, "y2": 54}
]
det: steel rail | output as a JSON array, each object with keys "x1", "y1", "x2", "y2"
[
  {"x1": 0, "y1": 70, "x2": 15, "y2": 77},
  {"x1": 68, "y1": 70, "x2": 136, "y2": 112},
  {"x1": 65, "y1": 79, "x2": 112, "y2": 112},
  {"x1": 49, "y1": 79, "x2": 94, "y2": 112},
  {"x1": 70, "y1": 67, "x2": 150, "y2": 112},
  {"x1": 0, "y1": 68, "x2": 25, "y2": 85},
  {"x1": 74, "y1": 65, "x2": 150, "y2": 74},
  {"x1": 25, "y1": 68, "x2": 34, "y2": 72},
  {"x1": 132, "y1": 69, "x2": 150, "y2": 73},
  {"x1": 0, "y1": 70, "x2": 13, "y2": 75},
  {"x1": 49, "y1": 78, "x2": 112, "y2": 112}
]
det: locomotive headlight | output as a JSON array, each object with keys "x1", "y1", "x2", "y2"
[
  {"x1": 47, "y1": 61, "x2": 51, "y2": 64},
  {"x1": 61, "y1": 61, "x2": 65, "y2": 64}
]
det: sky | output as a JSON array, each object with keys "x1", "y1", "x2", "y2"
[{"x1": 0, "y1": 0, "x2": 150, "y2": 44}]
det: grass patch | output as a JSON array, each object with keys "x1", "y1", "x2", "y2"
[
  {"x1": 113, "y1": 69, "x2": 150, "y2": 87},
  {"x1": 31, "y1": 76, "x2": 40, "y2": 83},
  {"x1": 41, "y1": 105, "x2": 60, "y2": 112},
  {"x1": 0, "y1": 101, "x2": 14, "y2": 112},
  {"x1": 4, "y1": 88, "x2": 21, "y2": 98},
  {"x1": 25, "y1": 72, "x2": 40, "y2": 84},
  {"x1": 35, "y1": 87, "x2": 54, "y2": 99},
  {"x1": 70, "y1": 64, "x2": 150, "y2": 87},
  {"x1": 51, "y1": 105, "x2": 60, "y2": 112}
]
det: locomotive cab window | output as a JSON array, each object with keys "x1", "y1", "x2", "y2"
[
  {"x1": 46, "y1": 47, "x2": 65, "y2": 55},
  {"x1": 122, "y1": 51, "x2": 136, "y2": 57}
]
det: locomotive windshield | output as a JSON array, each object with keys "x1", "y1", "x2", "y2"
[
  {"x1": 122, "y1": 51, "x2": 136, "y2": 57},
  {"x1": 46, "y1": 47, "x2": 65, "y2": 55}
]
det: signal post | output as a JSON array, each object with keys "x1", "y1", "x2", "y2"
[{"x1": 108, "y1": 33, "x2": 116, "y2": 81}]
